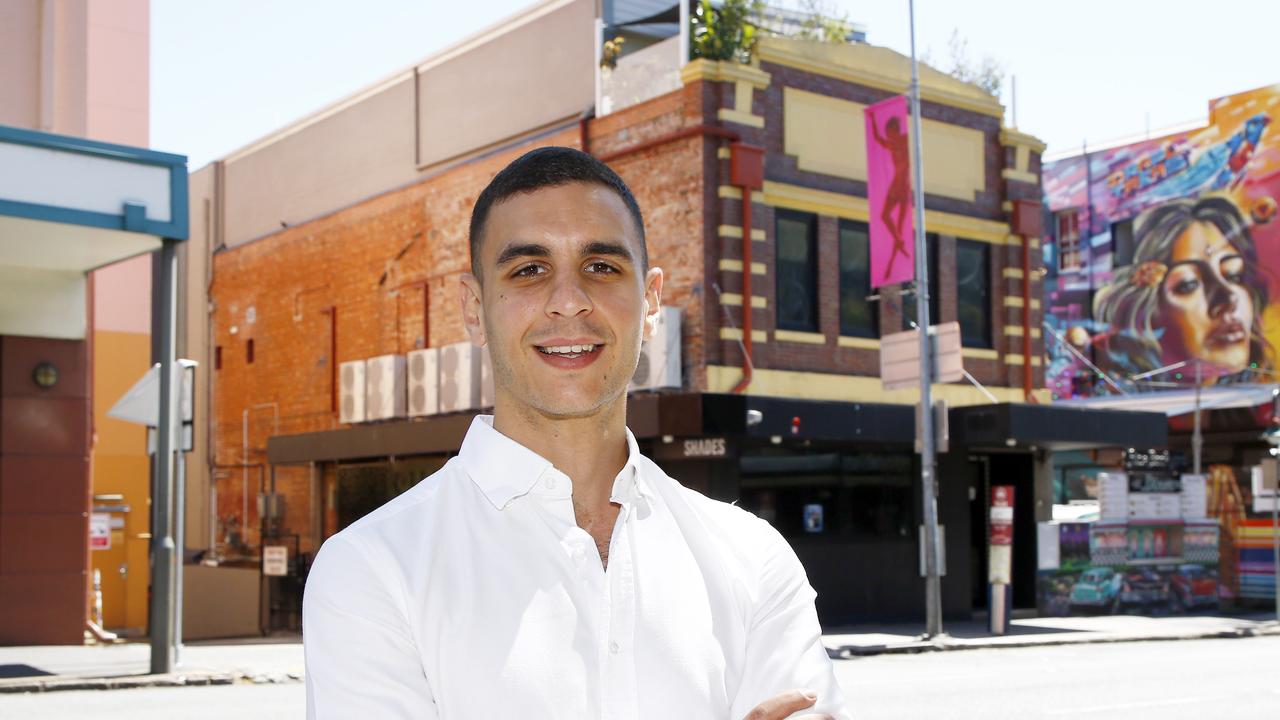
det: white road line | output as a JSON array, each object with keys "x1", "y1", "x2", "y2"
[{"x1": 1044, "y1": 696, "x2": 1207, "y2": 714}]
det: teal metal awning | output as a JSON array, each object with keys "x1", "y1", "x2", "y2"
[{"x1": 0, "y1": 124, "x2": 188, "y2": 339}]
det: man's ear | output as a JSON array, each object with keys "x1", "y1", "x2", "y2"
[
  {"x1": 642, "y1": 266, "x2": 664, "y2": 342},
  {"x1": 459, "y1": 272, "x2": 487, "y2": 347}
]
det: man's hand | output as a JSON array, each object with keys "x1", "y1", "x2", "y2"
[{"x1": 742, "y1": 689, "x2": 833, "y2": 720}]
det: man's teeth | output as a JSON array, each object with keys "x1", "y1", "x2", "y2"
[{"x1": 540, "y1": 344, "x2": 596, "y2": 355}]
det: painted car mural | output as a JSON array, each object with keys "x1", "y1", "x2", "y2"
[
  {"x1": 1043, "y1": 85, "x2": 1280, "y2": 398},
  {"x1": 1068, "y1": 567, "x2": 1121, "y2": 610}
]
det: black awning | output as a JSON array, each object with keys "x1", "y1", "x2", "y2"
[{"x1": 950, "y1": 403, "x2": 1167, "y2": 450}]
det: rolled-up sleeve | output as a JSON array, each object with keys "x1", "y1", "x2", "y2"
[
  {"x1": 731, "y1": 520, "x2": 852, "y2": 720},
  {"x1": 304, "y1": 534, "x2": 439, "y2": 719}
]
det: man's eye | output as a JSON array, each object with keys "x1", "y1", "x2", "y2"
[
  {"x1": 512, "y1": 264, "x2": 545, "y2": 278},
  {"x1": 586, "y1": 261, "x2": 619, "y2": 274}
]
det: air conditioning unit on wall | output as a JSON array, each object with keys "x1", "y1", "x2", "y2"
[
  {"x1": 629, "y1": 306, "x2": 682, "y2": 392},
  {"x1": 440, "y1": 341, "x2": 482, "y2": 413},
  {"x1": 338, "y1": 360, "x2": 366, "y2": 424},
  {"x1": 365, "y1": 354, "x2": 407, "y2": 421},
  {"x1": 407, "y1": 348, "x2": 440, "y2": 418}
]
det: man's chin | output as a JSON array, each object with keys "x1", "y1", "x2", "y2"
[{"x1": 519, "y1": 390, "x2": 626, "y2": 421}]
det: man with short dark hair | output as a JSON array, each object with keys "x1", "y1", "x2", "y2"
[{"x1": 304, "y1": 146, "x2": 850, "y2": 719}]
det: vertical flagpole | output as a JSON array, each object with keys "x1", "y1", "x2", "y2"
[{"x1": 909, "y1": 0, "x2": 943, "y2": 639}]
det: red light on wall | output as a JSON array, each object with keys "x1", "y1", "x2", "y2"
[{"x1": 790, "y1": 416, "x2": 801, "y2": 435}]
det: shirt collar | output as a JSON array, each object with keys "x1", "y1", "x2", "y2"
[{"x1": 457, "y1": 415, "x2": 651, "y2": 510}]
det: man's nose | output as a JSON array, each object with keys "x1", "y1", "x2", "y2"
[{"x1": 545, "y1": 272, "x2": 592, "y2": 318}]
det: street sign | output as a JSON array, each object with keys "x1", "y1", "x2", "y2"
[
  {"x1": 915, "y1": 399, "x2": 949, "y2": 454},
  {"x1": 879, "y1": 321, "x2": 963, "y2": 391},
  {"x1": 263, "y1": 545, "x2": 289, "y2": 577},
  {"x1": 89, "y1": 513, "x2": 111, "y2": 551}
]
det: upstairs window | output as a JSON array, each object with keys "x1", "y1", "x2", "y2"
[
  {"x1": 776, "y1": 210, "x2": 819, "y2": 332},
  {"x1": 901, "y1": 234, "x2": 940, "y2": 331},
  {"x1": 1056, "y1": 210, "x2": 1082, "y2": 272},
  {"x1": 956, "y1": 239, "x2": 992, "y2": 348},
  {"x1": 838, "y1": 220, "x2": 878, "y2": 339}
]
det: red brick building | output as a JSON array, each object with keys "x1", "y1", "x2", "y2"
[{"x1": 191, "y1": 1, "x2": 1162, "y2": 627}]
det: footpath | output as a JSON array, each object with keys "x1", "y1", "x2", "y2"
[{"x1": 1, "y1": 613, "x2": 1276, "y2": 694}]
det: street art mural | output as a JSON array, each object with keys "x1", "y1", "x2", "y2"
[{"x1": 1043, "y1": 85, "x2": 1280, "y2": 398}]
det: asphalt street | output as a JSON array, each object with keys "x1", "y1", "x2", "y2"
[
  {"x1": 2, "y1": 636, "x2": 1277, "y2": 718},
  {"x1": 838, "y1": 636, "x2": 1280, "y2": 719}
]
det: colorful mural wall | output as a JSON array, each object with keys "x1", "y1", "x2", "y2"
[{"x1": 1043, "y1": 84, "x2": 1280, "y2": 398}]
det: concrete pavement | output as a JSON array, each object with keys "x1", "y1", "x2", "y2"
[
  {"x1": 824, "y1": 611, "x2": 1280, "y2": 656},
  {"x1": 1, "y1": 612, "x2": 1276, "y2": 694}
]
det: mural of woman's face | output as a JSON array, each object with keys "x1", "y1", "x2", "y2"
[{"x1": 1157, "y1": 221, "x2": 1254, "y2": 375}]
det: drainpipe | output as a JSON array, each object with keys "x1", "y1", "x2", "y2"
[
  {"x1": 322, "y1": 306, "x2": 337, "y2": 413},
  {"x1": 242, "y1": 403, "x2": 279, "y2": 541},
  {"x1": 729, "y1": 143, "x2": 765, "y2": 394}
]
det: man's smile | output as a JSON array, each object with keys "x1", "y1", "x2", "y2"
[{"x1": 533, "y1": 340, "x2": 604, "y2": 368}]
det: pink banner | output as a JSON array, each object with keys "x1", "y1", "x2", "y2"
[{"x1": 865, "y1": 96, "x2": 915, "y2": 288}]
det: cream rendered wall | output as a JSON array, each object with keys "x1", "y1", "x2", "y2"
[
  {"x1": 213, "y1": 0, "x2": 597, "y2": 249},
  {"x1": 180, "y1": 166, "x2": 214, "y2": 552},
  {"x1": 221, "y1": 76, "x2": 419, "y2": 249}
]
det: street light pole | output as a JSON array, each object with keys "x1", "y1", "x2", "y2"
[
  {"x1": 908, "y1": 0, "x2": 943, "y2": 639},
  {"x1": 149, "y1": 239, "x2": 178, "y2": 675}
]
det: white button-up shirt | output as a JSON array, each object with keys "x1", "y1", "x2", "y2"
[{"x1": 304, "y1": 416, "x2": 850, "y2": 719}]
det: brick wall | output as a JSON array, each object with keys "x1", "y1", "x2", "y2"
[
  {"x1": 706, "y1": 61, "x2": 1041, "y2": 392},
  {"x1": 211, "y1": 89, "x2": 709, "y2": 551}
]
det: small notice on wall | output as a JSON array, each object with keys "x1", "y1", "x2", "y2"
[
  {"x1": 89, "y1": 513, "x2": 111, "y2": 551},
  {"x1": 263, "y1": 546, "x2": 289, "y2": 576}
]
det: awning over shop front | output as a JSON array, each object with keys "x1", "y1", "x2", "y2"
[
  {"x1": 949, "y1": 403, "x2": 1167, "y2": 451},
  {"x1": 0, "y1": 125, "x2": 188, "y2": 339},
  {"x1": 1055, "y1": 384, "x2": 1279, "y2": 417}
]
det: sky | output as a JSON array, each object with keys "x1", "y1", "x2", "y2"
[{"x1": 152, "y1": 0, "x2": 1280, "y2": 170}]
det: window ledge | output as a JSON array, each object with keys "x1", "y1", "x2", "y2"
[
  {"x1": 837, "y1": 335, "x2": 880, "y2": 349},
  {"x1": 775, "y1": 329, "x2": 826, "y2": 345}
]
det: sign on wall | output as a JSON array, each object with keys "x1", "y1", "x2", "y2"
[{"x1": 89, "y1": 513, "x2": 111, "y2": 551}]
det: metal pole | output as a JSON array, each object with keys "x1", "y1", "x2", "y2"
[
  {"x1": 174, "y1": 448, "x2": 185, "y2": 664},
  {"x1": 1193, "y1": 360, "x2": 1202, "y2": 476},
  {"x1": 908, "y1": 0, "x2": 943, "y2": 639},
  {"x1": 1273, "y1": 487, "x2": 1278, "y2": 622},
  {"x1": 149, "y1": 239, "x2": 178, "y2": 675},
  {"x1": 679, "y1": 0, "x2": 690, "y2": 66}
]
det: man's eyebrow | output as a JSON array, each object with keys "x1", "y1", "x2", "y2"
[
  {"x1": 494, "y1": 243, "x2": 551, "y2": 267},
  {"x1": 582, "y1": 241, "x2": 635, "y2": 263}
]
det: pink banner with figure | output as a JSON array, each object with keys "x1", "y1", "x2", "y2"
[{"x1": 865, "y1": 96, "x2": 915, "y2": 288}]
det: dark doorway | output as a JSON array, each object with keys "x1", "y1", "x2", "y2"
[
  {"x1": 965, "y1": 452, "x2": 1038, "y2": 610},
  {"x1": 335, "y1": 456, "x2": 448, "y2": 531}
]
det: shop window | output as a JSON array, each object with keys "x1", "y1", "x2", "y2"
[
  {"x1": 739, "y1": 452, "x2": 915, "y2": 540},
  {"x1": 838, "y1": 220, "x2": 878, "y2": 339},
  {"x1": 775, "y1": 210, "x2": 818, "y2": 332},
  {"x1": 900, "y1": 233, "x2": 939, "y2": 331},
  {"x1": 956, "y1": 239, "x2": 992, "y2": 348},
  {"x1": 1056, "y1": 210, "x2": 1082, "y2": 272},
  {"x1": 1112, "y1": 218, "x2": 1135, "y2": 267},
  {"x1": 845, "y1": 475, "x2": 914, "y2": 539}
]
